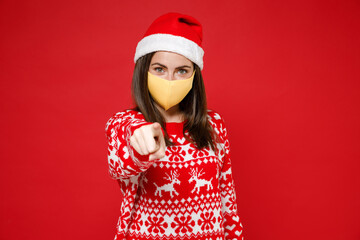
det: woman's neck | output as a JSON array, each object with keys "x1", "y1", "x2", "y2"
[{"x1": 154, "y1": 103, "x2": 184, "y2": 123}]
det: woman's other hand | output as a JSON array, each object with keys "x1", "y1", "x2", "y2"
[{"x1": 130, "y1": 122, "x2": 166, "y2": 161}]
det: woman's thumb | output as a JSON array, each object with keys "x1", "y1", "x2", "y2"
[{"x1": 149, "y1": 153, "x2": 157, "y2": 161}]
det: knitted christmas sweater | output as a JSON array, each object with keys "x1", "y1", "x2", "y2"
[{"x1": 105, "y1": 109, "x2": 244, "y2": 240}]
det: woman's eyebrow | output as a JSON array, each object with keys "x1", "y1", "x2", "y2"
[
  {"x1": 176, "y1": 65, "x2": 192, "y2": 69},
  {"x1": 151, "y1": 63, "x2": 167, "y2": 68}
]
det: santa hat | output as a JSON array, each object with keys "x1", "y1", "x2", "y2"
[{"x1": 134, "y1": 12, "x2": 204, "y2": 70}]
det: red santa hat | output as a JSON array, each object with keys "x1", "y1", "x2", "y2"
[{"x1": 134, "y1": 12, "x2": 204, "y2": 70}]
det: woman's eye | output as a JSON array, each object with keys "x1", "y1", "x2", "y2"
[
  {"x1": 154, "y1": 67, "x2": 164, "y2": 72},
  {"x1": 177, "y1": 69, "x2": 187, "y2": 74}
]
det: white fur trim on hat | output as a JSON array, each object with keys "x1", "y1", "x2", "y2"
[{"x1": 134, "y1": 33, "x2": 204, "y2": 70}]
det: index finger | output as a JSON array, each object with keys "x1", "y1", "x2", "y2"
[{"x1": 151, "y1": 122, "x2": 164, "y2": 138}]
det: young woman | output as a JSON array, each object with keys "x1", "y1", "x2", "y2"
[{"x1": 105, "y1": 12, "x2": 244, "y2": 240}]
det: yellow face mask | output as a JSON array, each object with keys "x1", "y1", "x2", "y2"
[{"x1": 147, "y1": 71, "x2": 195, "y2": 111}]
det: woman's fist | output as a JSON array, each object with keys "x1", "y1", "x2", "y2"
[{"x1": 130, "y1": 122, "x2": 166, "y2": 161}]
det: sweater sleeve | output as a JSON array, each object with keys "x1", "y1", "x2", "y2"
[
  {"x1": 216, "y1": 114, "x2": 245, "y2": 240},
  {"x1": 105, "y1": 110, "x2": 163, "y2": 180}
]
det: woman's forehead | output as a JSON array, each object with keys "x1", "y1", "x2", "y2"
[{"x1": 150, "y1": 51, "x2": 193, "y2": 67}]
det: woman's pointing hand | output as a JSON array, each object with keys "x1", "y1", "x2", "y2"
[{"x1": 130, "y1": 122, "x2": 166, "y2": 161}]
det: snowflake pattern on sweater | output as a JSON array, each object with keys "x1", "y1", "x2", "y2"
[{"x1": 105, "y1": 109, "x2": 244, "y2": 240}]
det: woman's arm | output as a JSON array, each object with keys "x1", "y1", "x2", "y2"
[
  {"x1": 216, "y1": 113, "x2": 245, "y2": 240},
  {"x1": 105, "y1": 110, "x2": 159, "y2": 180}
]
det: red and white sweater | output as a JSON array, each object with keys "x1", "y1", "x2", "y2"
[{"x1": 105, "y1": 109, "x2": 244, "y2": 240}]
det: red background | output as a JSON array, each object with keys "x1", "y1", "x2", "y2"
[{"x1": 1, "y1": 0, "x2": 359, "y2": 239}]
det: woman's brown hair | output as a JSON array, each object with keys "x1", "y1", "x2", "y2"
[{"x1": 131, "y1": 52, "x2": 218, "y2": 151}]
